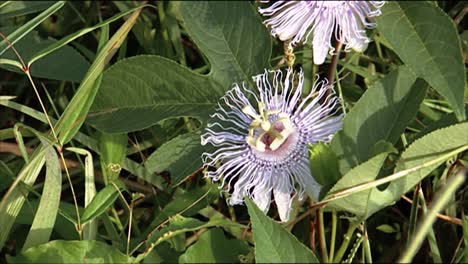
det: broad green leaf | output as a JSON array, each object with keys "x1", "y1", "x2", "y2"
[
  {"x1": 87, "y1": 55, "x2": 224, "y2": 133},
  {"x1": 0, "y1": 1, "x2": 64, "y2": 55},
  {"x1": 0, "y1": 1, "x2": 55, "y2": 19},
  {"x1": 331, "y1": 66, "x2": 426, "y2": 174},
  {"x1": 8, "y1": 240, "x2": 130, "y2": 263},
  {"x1": 0, "y1": 26, "x2": 90, "y2": 82},
  {"x1": 22, "y1": 141, "x2": 61, "y2": 250},
  {"x1": 178, "y1": 1, "x2": 271, "y2": 86},
  {"x1": 245, "y1": 198, "x2": 319, "y2": 263},
  {"x1": 179, "y1": 228, "x2": 250, "y2": 263},
  {"x1": 145, "y1": 132, "x2": 204, "y2": 187},
  {"x1": 309, "y1": 143, "x2": 341, "y2": 187},
  {"x1": 325, "y1": 123, "x2": 468, "y2": 219},
  {"x1": 0, "y1": 9, "x2": 143, "y2": 248},
  {"x1": 377, "y1": 1, "x2": 466, "y2": 120},
  {"x1": 325, "y1": 152, "x2": 393, "y2": 218},
  {"x1": 80, "y1": 182, "x2": 124, "y2": 224},
  {"x1": 391, "y1": 122, "x2": 468, "y2": 193}
]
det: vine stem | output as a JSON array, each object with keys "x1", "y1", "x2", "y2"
[
  {"x1": 317, "y1": 207, "x2": 329, "y2": 262},
  {"x1": 328, "y1": 41, "x2": 343, "y2": 86},
  {"x1": 329, "y1": 210, "x2": 337, "y2": 261},
  {"x1": 333, "y1": 222, "x2": 358, "y2": 263}
]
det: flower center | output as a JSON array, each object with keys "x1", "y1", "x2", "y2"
[{"x1": 243, "y1": 102, "x2": 295, "y2": 152}]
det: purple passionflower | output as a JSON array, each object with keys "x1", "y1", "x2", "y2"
[
  {"x1": 259, "y1": 1, "x2": 385, "y2": 65},
  {"x1": 201, "y1": 69, "x2": 343, "y2": 221}
]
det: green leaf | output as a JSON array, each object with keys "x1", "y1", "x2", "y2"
[
  {"x1": 141, "y1": 185, "x2": 219, "y2": 238},
  {"x1": 325, "y1": 152, "x2": 393, "y2": 218},
  {"x1": 99, "y1": 132, "x2": 127, "y2": 183},
  {"x1": 309, "y1": 143, "x2": 341, "y2": 187},
  {"x1": 145, "y1": 132, "x2": 204, "y2": 187},
  {"x1": 179, "y1": 228, "x2": 250, "y2": 263},
  {"x1": 391, "y1": 122, "x2": 468, "y2": 193},
  {"x1": 0, "y1": 26, "x2": 90, "y2": 82},
  {"x1": 80, "y1": 182, "x2": 124, "y2": 224},
  {"x1": 178, "y1": 1, "x2": 271, "y2": 86},
  {"x1": 245, "y1": 198, "x2": 319, "y2": 263},
  {"x1": 8, "y1": 240, "x2": 130, "y2": 263},
  {"x1": 377, "y1": 1, "x2": 466, "y2": 120},
  {"x1": 87, "y1": 55, "x2": 224, "y2": 133},
  {"x1": 66, "y1": 147, "x2": 97, "y2": 240},
  {"x1": 146, "y1": 215, "x2": 244, "y2": 247},
  {"x1": 136, "y1": 215, "x2": 245, "y2": 262},
  {"x1": 325, "y1": 122, "x2": 468, "y2": 219},
  {"x1": 331, "y1": 66, "x2": 426, "y2": 174},
  {"x1": 0, "y1": 1, "x2": 65, "y2": 55},
  {"x1": 0, "y1": 1, "x2": 56, "y2": 20},
  {"x1": 22, "y1": 141, "x2": 61, "y2": 250}
]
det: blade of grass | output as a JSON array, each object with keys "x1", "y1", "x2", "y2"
[
  {"x1": 66, "y1": 147, "x2": 97, "y2": 240},
  {"x1": 417, "y1": 189, "x2": 443, "y2": 263},
  {"x1": 22, "y1": 140, "x2": 61, "y2": 251},
  {"x1": 27, "y1": 4, "x2": 154, "y2": 66},
  {"x1": 399, "y1": 172, "x2": 465, "y2": 262}
]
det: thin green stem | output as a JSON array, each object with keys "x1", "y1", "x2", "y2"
[
  {"x1": 329, "y1": 210, "x2": 337, "y2": 261},
  {"x1": 318, "y1": 207, "x2": 329, "y2": 262},
  {"x1": 363, "y1": 224, "x2": 372, "y2": 263},
  {"x1": 334, "y1": 222, "x2": 358, "y2": 263}
]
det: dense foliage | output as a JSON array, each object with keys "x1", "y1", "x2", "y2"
[{"x1": 0, "y1": 1, "x2": 467, "y2": 263}]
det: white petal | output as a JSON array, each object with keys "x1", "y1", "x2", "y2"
[
  {"x1": 253, "y1": 185, "x2": 271, "y2": 213},
  {"x1": 273, "y1": 188, "x2": 293, "y2": 222}
]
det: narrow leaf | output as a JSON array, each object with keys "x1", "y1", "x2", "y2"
[{"x1": 22, "y1": 141, "x2": 61, "y2": 250}]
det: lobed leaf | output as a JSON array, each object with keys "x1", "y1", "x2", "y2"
[{"x1": 178, "y1": 1, "x2": 272, "y2": 87}]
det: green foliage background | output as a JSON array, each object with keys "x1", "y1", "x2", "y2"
[{"x1": 0, "y1": 1, "x2": 467, "y2": 263}]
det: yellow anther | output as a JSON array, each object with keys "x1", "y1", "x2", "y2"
[{"x1": 261, "y1": 121, "x2": 271, "y2": 131}]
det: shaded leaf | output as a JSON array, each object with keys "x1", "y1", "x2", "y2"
[
  {"x1": 145, "y1": 132, "x2": 204, "y2": 187},
  {"x1": 0, "y1": 1, "x2": 56, "y2": 20},
  {"x1": 179, "y1": 228, "x2": 250, "y2": 263},
  {"x1": 331, "y1": 66, "x2": 426, "y2": 174},
  {"x1": 179, "y1": 1, "x2": 271, "y2": 86},
  {"x1": 0, "y1": 26, "x2": 90, "y2": 82}
]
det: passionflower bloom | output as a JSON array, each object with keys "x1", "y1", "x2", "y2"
[
  {"x1": 259, "y1": 1, "x2": 385, "y2": 65},
  {"x1": 201, "y1": 69, "x2": 343, "y2": 221}
]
